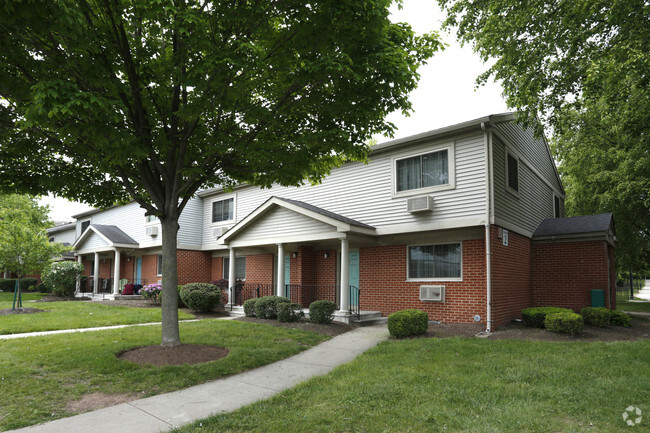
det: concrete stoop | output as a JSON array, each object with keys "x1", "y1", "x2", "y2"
[{"x1": 225, "y1": 305, "x2": 385, "y2": 326}]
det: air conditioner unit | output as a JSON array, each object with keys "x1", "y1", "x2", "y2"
[
  {"x1": 420, "y1": 285, "x2": 444, "y2": 302},
  {"x1": 145, "y1": 226, "x2": 158, "y2": 236},
  {"x1": 407, "y1": 195, "x2": 433, "y2": 213},
  {"x1": 213, "y1": 226, "x2": 230, "y2": 238}
]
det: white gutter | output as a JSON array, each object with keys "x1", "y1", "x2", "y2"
[{"x1": 481, "y1": 122, "x2": 493, "y2": 333}]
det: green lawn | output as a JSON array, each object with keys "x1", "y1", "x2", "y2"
[
  {"x1": 0, "y1": 292, "x2": 195, "y2": 334},
  {"x1": 0, "y1": 320, "x2": 329, "y2": 431},
  {"x1": 617, "y1": 299, "x2": 650, "y2": 313},
  {"x1": 175, "y1": 337, "x2": 650, "y2": 433}
]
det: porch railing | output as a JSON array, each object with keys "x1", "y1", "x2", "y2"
[
  {"x1": 349, "y1": 285, "x2": 360, "y2": 321},
  {"x1": 78, "y1": 278, "x2": 152, "y2": 295}
]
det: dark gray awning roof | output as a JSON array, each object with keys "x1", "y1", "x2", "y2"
[
  {"x1": 533, "y1": 213, "x2": 614, "y2": 238},
  {"x1": 91, "y1": 224, "x2": 138, "y2": 245},
  {"x1": 275, "y1": 197, "x2": 374, "y2": 229}
]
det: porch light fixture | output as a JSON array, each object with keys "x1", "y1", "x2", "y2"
[
  {"x1": 292, "y1": 252, "x2": 298, "y2": 258},
  {"x1": 323, "y1": 252, "x2": 329, "y2": 259}
]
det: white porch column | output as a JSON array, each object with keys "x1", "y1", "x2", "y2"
[
  {"x1": 93, "y1": 252, "x2": 100, "y2": 294},
  {"x1": 276, "y1": 243, "x2": 285, "y2": 297},
  {"x1": 112, "y1": 250, "x2": 121, "y2": 295},
  {"x1": 76, "y1": 255, "x2": 83, "y2": 293},
  {"x1": 228, "y1": 248, "x2": 236, "y2": 306},
  {"x1": 339, "y1": 238, "x2": 350, "y2": 313}
]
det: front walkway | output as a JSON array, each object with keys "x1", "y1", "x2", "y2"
[
  {"x1": 10, "y1": 324, "x2": 389, "y2": 433},
  {"x1": 634, "y1": 280, "x2": 650, "y2": 301}
]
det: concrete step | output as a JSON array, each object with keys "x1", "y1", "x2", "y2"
[{"x1": 351, "y1": 311, "x2": 387, "y2": 327}]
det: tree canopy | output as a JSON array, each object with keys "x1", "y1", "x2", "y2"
[
  {"x1": 0, "y1": 195, "x2": 64, "y2": 308},
  {"x1": 438, "y1": 0, "x2": 649, "y2": 271},
  {"x1": 0, "y1": 0, "x2": 440, "y2": 344}
]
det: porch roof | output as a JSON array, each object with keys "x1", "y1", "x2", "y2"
[
  {"x1": 220, "y1": 196, "x2": 376, "y2": 246},
  {"x1": 74, "y1": 224, "x2": 139, "y2": 252},
  {"x1": 532, "y1": 213, "x2": 615, "y2": 245}
]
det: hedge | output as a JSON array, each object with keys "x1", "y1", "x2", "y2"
[
  {"x1": 521, "y1": 307, "x2": 574, "y2": 328},
  {"x1": 308, "y1": 300, "x2": 336, "y2": 324},
  {"x1": 544, "y1": 312, "x2": 584, "y2": 335},
  {"x1": 610, "y1": 310, "x2": 631, "y2": 327},
  {"x1": 179, "y1": 283, "x2": 221, "y2": 313},
  {"x1": 387, "y1": 309, "x2": 429, "y2": 338},
  {"x1": 243, "y1": 298, "x2": 258, "y2": 317},
  {"x1": 278, "y1": 303, "x2": 305, "y2": 322},
  {"x1": 581, "y1": 307, "x2": 610, "y2": 327},
  {"x1": 254, "y1": 295, "x2": 290, "y2": 319}
]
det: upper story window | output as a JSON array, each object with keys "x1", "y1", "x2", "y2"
[
  {"x1": 80, "y1": 220, "x2": 90, "y2": 234},
  {"x1": 554, "y1": 195, "x2": 561, "y2": 218},
  {"x1": 407, "y1": 243, "x2": 462, "y2": 280},
  {"x1": 145, "y1": 215, "x2": 158, "y2": 224},
  {"x1": 506, "y1": 152, "x2": 519, "y2": 193},
  {"x1": 396, "y1": 149, "x2": 449, "y2": 193},
  {"x1": 212, "y1": 198, "x2": 234, "y2": 224}
]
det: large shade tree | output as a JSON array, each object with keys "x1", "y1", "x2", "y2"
[
  {"x1": 438, "y1": 0, "x2": 650, "y2": 271},
  {"x1": 0, "y1": 0, "x2": 440, "y2": 345}
]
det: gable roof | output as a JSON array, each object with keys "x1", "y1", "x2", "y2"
[
  {"x1": 220, "y1": 196, "x2": 375, "y2": 245},
  {"x1": 533, "y1": 213, "x2": 615, "y2": 245},
  {"x1": 73, "y1": 224, "x2": 138, "y2": 250}
]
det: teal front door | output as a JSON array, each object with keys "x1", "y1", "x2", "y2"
[
  {"x1": 349, "y1": 251, "x2": 360, "y2": 308},
  {"x1": 284, "y1": 254, "x2": 291, "y2": 298},
  {"x1": 135, "y1": 257, "x2": 142, "y2": 284}
]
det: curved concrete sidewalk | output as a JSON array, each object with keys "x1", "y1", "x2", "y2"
[{"x1": 10, "y1": 325, "x2": 389, "y2": 433}]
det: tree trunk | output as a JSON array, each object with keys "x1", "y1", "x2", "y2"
[{"x1": 160, "y1": 216, "x2": 181, "y2": 347}]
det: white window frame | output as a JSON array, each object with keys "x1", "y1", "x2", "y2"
[
  {"x1": 223, "y1": 256, "x2": 246, "y2": 280},
  {"x1": 391, "y1": 142, "x2": 456, "y2": 198},
  {"x1": 505, "y1": 150, "x2": 520, "y2": 197},
  {"x1": 145, "y1": 215, "x2": 158, "y2": 224},
  {"x1": 406, "y1": 242, "x2": 463, "y2": 282},
  {"x1": 156, "y1": 254, "x2": 163, "y2": 276},
  {"x1": 80, "y1": 219, "x2": 91, "y2": 236},
  {"x1": 553, "y1": 194, "x2": 562, "y2": 218},
  {"x1": 210, "y1": 195, "x2": 236, "y2": 226}
]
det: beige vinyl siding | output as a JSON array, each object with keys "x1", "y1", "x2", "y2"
[
  {"x1": 177, "y1": 198, "x2": 203, "y2": 248},
  {"x1": 233, "y1": 208, "x2": 334, "y2": 244},
  {"x1": 493, "y1": 121, "x2": 562, "y2": 193},
  {"x1": 202, "y1": 132, "x2": 487, "y2": 248},
  {"x1": 493, "y1": 136, "x2": 556, "y2": 235},
  {"x1": 83, "y1": 232, "x2": 109, "y2": 250}
]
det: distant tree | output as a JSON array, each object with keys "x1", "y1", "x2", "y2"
[
  {"x1": 0, "y1": 1, "x2": 440, "y2": 345},
  {"x1": 438, "y1": 0, "x2": 649, "y2": 270},
  {"x1": 0, "y1": 195, "x2": 64, "y2": 309}
]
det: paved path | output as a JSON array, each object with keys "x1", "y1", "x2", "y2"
[
  {"x1": 9, "y1": 324, "x2": 389, "y2": 433},
  {"x1": 634, "y1": 279, "x2": 650, "y2": 301}
]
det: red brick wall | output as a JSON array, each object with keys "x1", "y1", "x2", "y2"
[
  {"x1": 532, "y1": 240, "x2": 615, "y2": 311},
  {"x1": 141, "y1": 254, "x2": 159, "y2": 285},
  {"x1": 359, "y1": 240, "x2": 488, "y2": 324},
  {"x1": 490, "y1": 227, "x2": 532, "y2": 327},
  {"x1": 177, "y1": 250, "x2": 212, "y2": 285},
  {"x1": 98, "y1": 257, "x2": 112, "y2": 279},
  {"x1": 121, "y1": 254, "x2": 134, "y2": 280},
  {"x1": 211, "y1": 257, "x2": 223, "y2": 281},
  {"x1": 246, "y1": 254, "x2": 274, "y2": 285}
]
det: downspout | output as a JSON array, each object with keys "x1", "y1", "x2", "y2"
[{"x1": 481, "y1": 122, "x2": 493, "y2": 333}]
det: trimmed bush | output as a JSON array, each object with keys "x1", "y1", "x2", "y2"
[
  {"x1": 0, "y1": 279, "x2": 17, "y2": 292},
  {"x1": 278, "y1": 303, "x2": 305, "y2": 322},
  {"x1": 254, "y1": 295, "x2": 290, "y2": 319},
  {"x1": 243, "y1": 298, "x2": 258, "y2": 317},
  {"x1": 20, "y1": 277, "x2": 38, "y2": 291},
  {"x1": 522, "y1": 307, "x2": 573, "y2": 328},
  {"x1": 610, "y1": 310, "x2": 632, "y2": 327},
  {"x1": 36, "y1": 282, "x2": 51, "y2": 293},
  {"x1": 309, "y1": 300, "x2": 337, "y2": 324},
  {"x1": 42, "y1": 262, "x2": 84, "y2": 297},
  {"x1": 544, "y1": 312, "x2": 584, "y2": 335},
  {"x1": 581, "y1": 307, "x2": 610, "y2": 327},
  {"x1": 387, "y1": 309, "x2": 429, "y2": 338},
  {"x1": 180, "y1": 283, "x2": 221, "y2": 313},
  {"x1": 177, "y1": 285, "x2": 187, "y2": 308}
]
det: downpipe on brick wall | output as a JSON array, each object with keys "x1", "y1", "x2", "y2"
[{"x1": 482, "y1": 121, "x2": 493, "y2": 334}]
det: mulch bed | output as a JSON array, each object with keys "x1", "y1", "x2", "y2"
[{"x1": 0, "y1": 307, "x2": 47, "y2": 316}]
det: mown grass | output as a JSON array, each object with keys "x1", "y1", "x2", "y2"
[
  {"x1": 175, "y1": 337, "x2": 650, "y2": 433},
  {"x1": 0, "y1": 319, "x2": 329, "y2": 431},
  {"x1": 0, "y1": 292, "x2": 195, "y2": 334},
  {"x1": 617, "y1": 299, "x2": 650, "y2": 313}
]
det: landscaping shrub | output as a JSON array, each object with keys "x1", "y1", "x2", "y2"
[
  {"x1": 278, "y1": 303, "x2": 305, "y2": 322},
  {"x1": 521, "y1": 307, "x2": 573, "y2": 328},
  {"x1": 544, "y1": 311, "x2": 584, "y2": 335},
  {"x1": 20, "y1": 277, "x2": 38, "y2": 291},
  {"x1": 177, "y1": 285, "x2": 186, "y2": 308},
  {"x1": 610, "y1": 310, "x2": 631, "y2": 327},
  {"x1": 36, "y1": 282, "x2": 51, "y2": 293},
  {"x1": 141, "y1": 283, "x2": 162, "y2": 303},
  {"x1": 180, "y1": 283, "x2": 221, "y2": 313},
  {"x1": 243, "y1": 298, "x2": 258, "y2": 317},
  {"x1": 42, "y1": 262, "x2": 84, "y2": 297},
  {"x1": 309, "y1": 300, "x2": 337, "y2": 324},
  {"x1": 581, "y1": 307, "x2": 610, "y2": 327},
  {"x1": 255, "y1": 295, "x2": 290, "y2": 319},
  {"x1": 0, "y1": 279, "x2": 17, "y2": 292},
  {"x1": 387, "y1": 309, "x2": 429, "y2": 338}
]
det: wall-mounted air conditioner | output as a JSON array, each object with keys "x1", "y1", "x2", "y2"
[
  {"x1": 145, "y1": 226, "x2": 158, "y2": 236},
  {"x1": 407, "y1": 195, "x2": 433, "y2": 213},
  {"x1": 420, "y1": 285, "x2": 444, "y2": 302},
  {"x1": 213, "y1": 226, "x2": 230, "y2": 238}
]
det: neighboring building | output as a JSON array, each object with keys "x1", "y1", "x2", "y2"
[
  {"x1": 46, "y1": 222, "x2": 77, "y2": 261},
  {"x1": 71, "y1": 113, "x2": 616, "y2": 329}
]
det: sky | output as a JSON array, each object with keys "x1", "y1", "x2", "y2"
[{"x1": 40, "y1": 0, "x2": 509, "y2": 223}]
